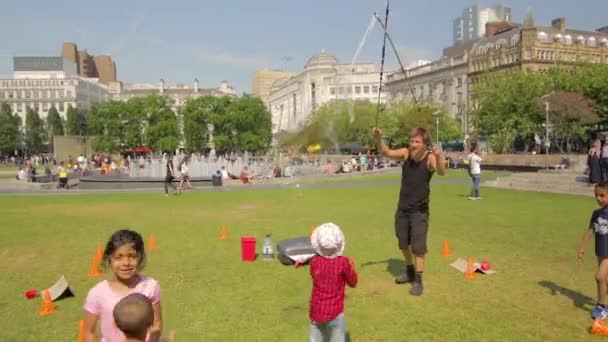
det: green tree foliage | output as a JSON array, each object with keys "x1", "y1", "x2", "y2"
[
  {"x1": 224, "y1": 95, "x2": 271, "y2": 152},
  {"x1": 88, "y1": 101, "x2": 127, "y2": 153},
  {"x1": 46, "y1": 105, "x2": 64, "y2": 142},
  {"x1": 182, "y1": 96, "x2": 217, "y2": 151},
  {"x1": 65, "y1": 105, "x2": 88, "y2": 137},
  {"x1": 144, "y1": 95, "x2": 179, "y2": 153},
  {"x1": 471, "y1": 64, "x2": 607, "y2": 153},
  {"x1": 183, "y1": 95, "x2": 271, "y2": 153},
  {"x1": 281, "y1": 100, "x2": 462, "y2": 152},
  {"x1": 0, "y1": 102, "x2": 21, "y2": 155},
  {"x1": 25, "y1": 108, "x2": 44, "y2": 154}
]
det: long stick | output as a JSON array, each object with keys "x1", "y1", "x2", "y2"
[
  {"x1": 373, "y1": 14, "x2": 419, "y2": 108},
  {"x1": 375, "y1": 0, "x2": 390, "y2": 129}
]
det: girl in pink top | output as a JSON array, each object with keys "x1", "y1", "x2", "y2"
[{"x1": 83, "y1": 229, "x2": 163, "y2": 342}]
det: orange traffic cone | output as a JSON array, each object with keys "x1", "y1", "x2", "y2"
[
  {"x1": 147, "y1": 234, "x2": 157, "y2": 251},
  {"x1": 464, "y1": 257, "x2": 477, "y2": 279},
  {"x1": 88, "y1": 256, "x2": 102, "y2": 277},
  {"x1": 78, "y1": 320, "x2": 85, "y2": 342},
  {"x1": 441, "y1": 240, "x2": 452, "y2": 257},
  {"x1": 220, "y1": 226, "x2": 228, "y2": 240},
  {"x1": 591, "y1": 319, "x2": 608, "y2": 336},
  {"x1": 38, "y1": 290, "x2": 56, "y2": 316},
  {"x1": 95, "y1": 244, "x2": 103, "y2": 262}
]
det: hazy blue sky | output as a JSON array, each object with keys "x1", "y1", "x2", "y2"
[{"x1": 1, "y1": 0, "x2": 606, "y2": 93}]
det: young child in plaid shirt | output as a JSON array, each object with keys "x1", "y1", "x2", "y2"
[{"x1": 309, "y1": 223, "x2": 358, "y2": 342}]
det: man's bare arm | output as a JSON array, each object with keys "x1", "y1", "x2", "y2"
[{"x1": 373, "y1": 128, "x2": 408, "y2": 160}]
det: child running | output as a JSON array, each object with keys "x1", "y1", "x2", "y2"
[{"x1": 577, "y1": 182, "x2": 608, "y2": 319}]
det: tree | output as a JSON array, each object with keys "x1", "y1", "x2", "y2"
[
  {"x1": 88, "y1": 100, "x2": 126, "y2": 153},
  {"x1": 144, "y1": 95, "x2": 179, "y2": 153},
  {"x1": 182, "y1": 96, "x2": 217, "y2": 151},
  {"x1": 384, "y1": 102, "x2": 462, "y2": 147},
  {"x1": 279, "y1": 99, "x2": 461, "y2": 153},
  {"x1": 65, "y1": 105, "x2": 78, "y2": 136},
  {"x1": 25, "y1": 108, "x2": 44, "y2": 154},
  {"x1": 0, "y1": 102, "x2": 21, "y2": 155},
  {"x1": 121, "y1": 97, "x2": 148, "y2": 148},
  {"x1": 46, "y1": 105, "x2": 64, "y2": 142},
  {"x1": 226, "y1": 95, "x2": 272, "y2": 152},
  {"x1": 471, "y1": 69, "x2": 550, "y2": 153}
]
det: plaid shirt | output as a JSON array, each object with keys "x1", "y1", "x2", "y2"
[{"x1": 309, "y1": 255, "x2": 358, "y2": 323}]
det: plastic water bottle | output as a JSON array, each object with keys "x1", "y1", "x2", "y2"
[{"x1": 262, "y1": 233, "x2": 274, "y2": 261}]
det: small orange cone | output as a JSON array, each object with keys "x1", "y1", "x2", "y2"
[
  {"x1": 78, "y1": 320, "x2": 85, "y2": 342},
  {"x1": 95, "y1": 244, "x2": 103, "y2": 262},
  {"x1": 220, "y1": 226, "x2": 228, "y2": 240},
  {"x1": 464, "y1": 257, "x2": 477, "y2": 279},
  {"x1": 591, "y1": 319, "x2": 608, "y2": 336},
  {"x1": 441, "y1": 240, "x2": 452, "y2": 257},
  {"x1": 88, "y1": 256, "x2": 102, "y2": 277},
  {"x1": 38, "y1": 290, "x2": 56, "y2": 316},
  {"x1": 147, "y1": 234, "x2": 157, "y2": 251}
]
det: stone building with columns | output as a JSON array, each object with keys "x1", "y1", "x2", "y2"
[
  {"x1": 468, "y1": 17, "x2": 608, "y2": 83},
  {"x1": 107, "y1": 79, "x2": 236, "y2": 112},
  {"x1": 0, "y1": 56, "x2": 108, "y2": 124},
  {"x1": 268, "y1": 51, "x2": 387, "y2": 134},
  {"x1": 384, "y1": 42, "x2": 471, "y2": 130}
]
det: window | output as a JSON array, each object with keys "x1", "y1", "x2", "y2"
[
  {"x1": 457, "y1": 78, "x2": 463, "y2": 87},
  {"x1": 554, "y1": 34, "x2": 563, "y2": 44},
  {"x1": 17, "y1": 103, "x2": 22, "y2": 112},
  {"x1": 59, "y1": 102, "x2": 64, "y2": 112},
  {"x1": 42, "y1": 103, "x2": 48, "y2": 111},
  {"x1": 292, "y1": 93, "x2": 296, "y2": 116},
  {"x1": 363, "y1": 86, "x2": 370, "y2": 94},
  {"x1": 355, "y1": 86, "x2": 361, "y2": 94},
  {"x1": 330, "y1": 87, "x2": 336, "y2": 95},
  {"x1": 311, "y1": 83, "x2": 316, "y2": 110},
  {"x1": 372, "y1": 85, "x2": 379, "y2": 93}
]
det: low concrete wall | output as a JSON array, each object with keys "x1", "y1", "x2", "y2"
[
  {"x1": 78, "y1": 175, "x2": 218, "y2": 190},
  {"x1": 443, "y1": 153, "x2": 587, "y2": 172}
]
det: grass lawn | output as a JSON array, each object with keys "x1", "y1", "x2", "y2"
[
  {"x1": 0, "y1": 180, "x2": 600, "y2": 341},
  {"x1": 300, "y1": 169, "x2": 510, "y2": 184}
]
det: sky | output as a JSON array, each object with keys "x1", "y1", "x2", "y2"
[{"x1": 1, "y1": 0, "x2": 606, "y2": 93}]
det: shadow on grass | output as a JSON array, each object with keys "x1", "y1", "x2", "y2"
[
  {"x1": 346, "y1": 331, "x2": 352, "y2": 342},
  {"x1": 538, "y1": 280, "x2": 594, "y2": 311},
  {"x1": 359, "y1": 258, "x2": 403, "y2": 278}
]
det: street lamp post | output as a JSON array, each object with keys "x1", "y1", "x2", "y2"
[
  {"x1": 540, "y1": 92, "x2": 553, "y2": 171},
  {"x1": 432, "y1": 111, "x2": 441, "y2": 146},
  {"x1": 545, "y1": 101, "x2": 549, "y2": 170}
]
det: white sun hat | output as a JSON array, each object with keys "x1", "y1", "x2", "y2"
[{"x1": 310, "y1": 222, "x2": 345, "y2": 258}]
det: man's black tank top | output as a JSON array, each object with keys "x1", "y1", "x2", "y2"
[{"x1": 398, "y1": 152, "x2": 434, "y2": 212}]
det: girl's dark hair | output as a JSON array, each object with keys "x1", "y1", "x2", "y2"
[{"x1": 102, "y1": 229, "x2": 147, "y2": 270}]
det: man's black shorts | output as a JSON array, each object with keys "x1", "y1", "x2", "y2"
[{"x1": 394, "y1": 209, "x2": 429, "y2": 255}]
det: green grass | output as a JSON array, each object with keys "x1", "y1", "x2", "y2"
[
  {"x1": 304, "y1": 169, "x2": 510, "y2": 184},
  {"x1": 0, "y1": 181, "x2": 600, "y2": 341}
]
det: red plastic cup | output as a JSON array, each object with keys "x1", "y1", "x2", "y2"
[{"x1": 241, "y1": 237, "x2": 257, "y2": 262}]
